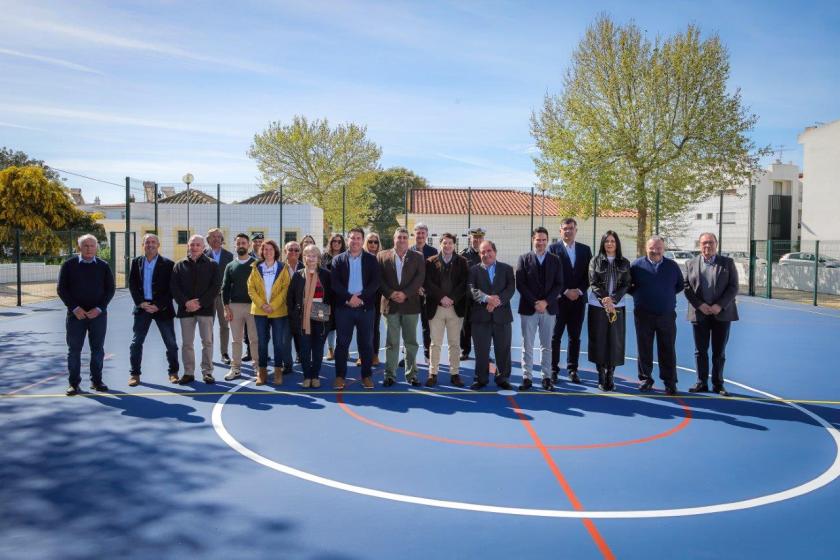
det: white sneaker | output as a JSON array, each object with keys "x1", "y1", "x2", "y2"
[{"x1": 224, "y1": 371, "x2": 241, "y2": 381}]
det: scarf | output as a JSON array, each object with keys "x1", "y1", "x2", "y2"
[{"x1": 302, "y1": 269, "x2": 318, "y2": 334}]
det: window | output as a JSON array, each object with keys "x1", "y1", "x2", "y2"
[
  {"x1": 695, "y1": 213, "x2": 702, "y2": 220},
  {"x1": 718, "y1": 212, "x2": 736, "y2": 225},
  {"x1": 773, "y1": 181, "x2": 783, "y2": 196},
  {"x1": 706, "y1": 213, "x2": 713, "y2": 220},
  {"x1": 177, "y1": 230, "x2": 189, "y2": 244},
  {"x1": 284, "y1": 231, "x2": 298, "y2": 243}
]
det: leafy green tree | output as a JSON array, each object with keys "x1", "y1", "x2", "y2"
[
  {"x1": 353, "y1": 167, "x2": 430, "y2": 248},
  {"x1": 531, "y1": 15, "x2": 767, "y2": 254},
  {"x1": 1, "y1": 147, "x2": 62, "y2": 182},
  {"x1": 248, "y1": 116, "x2": 382, "y2": 233}
]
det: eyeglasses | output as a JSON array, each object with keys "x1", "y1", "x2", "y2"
[
  {"x1": 287, "y1": 248, "x2": 300, "y2": 253},
  {"x1": 367, "y1": 240, "x2": 380, "y2": 245}
]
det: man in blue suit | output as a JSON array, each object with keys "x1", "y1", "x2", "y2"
[
  {"x1": 548, "y1": 218, "x2": 592, "y2": 384},
  {"x1": 330, "y1": 227, "x2": 382, "y2": 390}
]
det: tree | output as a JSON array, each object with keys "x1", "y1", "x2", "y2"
[
  {"x1": 353, "y1": 167, "x2": 430, "y2": 248},
  {"x1": 0, "y1": 165, "x2": 103, "y2": 255},
  {"x1": 531, "y1": 15, "x2": 767, "y2": 254},
  {"x1": 248, "y1": 116, "x2": 382, "y2": 233},
  {"x1": 1, "y1": 147, "x2": 62, "y2": 182}
]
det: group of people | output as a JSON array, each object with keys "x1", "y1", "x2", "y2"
[{"x1": 57, "y1": 220, "x2": 739, "y2": 398}]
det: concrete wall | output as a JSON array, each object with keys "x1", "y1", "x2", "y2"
[{"x1": 800, "y1": 119, "x2": 840, "y2": 241}]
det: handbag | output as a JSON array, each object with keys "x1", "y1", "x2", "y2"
[{"x1": 310, "y1": 301, "x2": 331, "y2": 322}]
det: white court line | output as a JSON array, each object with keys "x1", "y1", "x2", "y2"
[{"x1": 212, "y1": 367, "x2": 840, "y2": 519}]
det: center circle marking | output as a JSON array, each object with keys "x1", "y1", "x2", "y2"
[{"x1": 211, "y1": 363, "x2": 840, "y2": 519}]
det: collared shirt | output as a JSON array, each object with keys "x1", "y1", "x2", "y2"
[
  {"x1": 348, "y1": 251, "x2": 363, "y2": 295},
  {"x1": 78, "y1": 255, "x2": 96, "y2": 264},
  {"x1": 646, "y1": 256, "x2": 662, "y2": 271},
  {"x1": 483, "y1": 262, "x2": 496, "y2": 284},
  {"x1": 210, "y1": 249, "x2": 222, "y2": 263},
  {"x1": 535, "y1": 250, "x2": 546, "y2": 265},
  {"x1": 564, "y1": 242, "x2": 576, "y2": 267},
  {"x1": 143, "y1": 255, "x2": 158, "y2": 300},
  {"x1": 441, "y1": 252, "x2": 453, "y2": 264},
  {"x1": 703, "y1": 254, "x2": 717, "y2": 266},
  {"x1": 394, "y1": 250, "x2": 408, "y2": 285}
]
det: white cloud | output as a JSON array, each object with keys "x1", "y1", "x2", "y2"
[{"x1": 0, "y1": 47, "x2": 103, "y2": 74}]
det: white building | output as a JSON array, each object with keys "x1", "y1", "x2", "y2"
[
  {"x1": 799, "y1": 119, "x2": 840, "y2": 241},
  {"x1": 670, "y1": 162, "x2": 803, "y2": 253},
  {"x1": 407, "y1": 188, "x2": 638, "y2": 265}
]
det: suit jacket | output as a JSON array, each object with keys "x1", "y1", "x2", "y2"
[
  {"x1": 129, "y1": 254, "x2": 175, "y2": 318},
  {"x1": 330, "y1": 250, "x2": 382, "y2": 310},
  {"x1": 515, "y1": 251, "x2": 564, "y2": 315},
  {"x1": 378, "y1": 248, "x2": 426, "y2": 315},
  {"x1": 424, "y1": 253, "x2": 469, "y2": 318},
  {"x1": 684, "y1": 255, "x2": 739, "y2": 322},
  {"x1": 549, "y1": 241, "x2": 592, "y2": 299},
  {"x1": 204, "y1": 247, "x2": 233, "y2": 294},
  {"x1": 468, "y1": 261, "x2": 515, "y2": 324}
]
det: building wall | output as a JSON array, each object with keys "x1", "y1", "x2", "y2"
[{"x1": 799, "y1": 120, "x2": 840, "y2": 241}]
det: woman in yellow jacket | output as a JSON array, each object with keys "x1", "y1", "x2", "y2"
[{"x1": 247, "y1": 239, "x2": 291, "y2": 386}]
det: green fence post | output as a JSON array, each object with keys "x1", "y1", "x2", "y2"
[
  {"x1": 108, "y1": 231, "x2": 116, "y2": 276},
  {"x1": 153, "y1": 182, "x2": 159, "y2": 234},
  {"x1": 718, "y1": 190, "x2": 724, "y2": 253},
  {"x1": 592, "y1": 187, "x2": 598, "y2": 249},
  {"x1": 342, "y1": 184, "x2": 346, "y2": 236},
  {"x1": 124, "y1": 177, "x2": 131, "y2": 289},
  {"x1": 748, "y1": 240, "x2": 756, "y2": 297},
  {"x1": 216, "y1": 183, "x2": 221, "y2": 229},
  {"x1": 765, "y1": 240, "x2": 772, "y2": 299},
  {"x1": 813, "y1": 240, "x2": 820, "y2": 306},
  {"x1": 15, "y1": 228, "x2": 22, "y2": 306},
  {"x1": 655, "y1": 186, "x2": 660, "y2": 235},
  {"x1": 403, "y1": 179, "x2": 409, "y2": 229},
  {"x1": 529, "y1": 187, "x2": 535, "y2": 246},
  {"x1": 466, "y1": 187, "x2": 472, "y2": 231},
  {"x1": 279, "y1": 184, "x2": 285, "y2": 243}
]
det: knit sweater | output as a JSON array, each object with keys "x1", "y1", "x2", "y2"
[
  {"x1": 57, "y1": 256, "x2": 116, "y2": 312},
  {"x1": 629, "y1": 257, "x2": 684, "y2": 315},
  {"x1": 222, "y1": 257, "x2": 256, "y2": 304}
]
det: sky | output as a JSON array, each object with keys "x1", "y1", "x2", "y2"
[{"x1": 1, "y1": 0, "x2": 838, "y2": 203}]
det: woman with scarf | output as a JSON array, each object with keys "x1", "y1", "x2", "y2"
[
  {"x1": 287, "y1": 244, "x2": 333, "y2": 388},
  {"x1": 587, "y1": 231, "x2": 631, "y2": 391}
]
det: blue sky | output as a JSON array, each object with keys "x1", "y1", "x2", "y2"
[{"x1": 1, "y1": 0, "x2": 838, "y2": 203}]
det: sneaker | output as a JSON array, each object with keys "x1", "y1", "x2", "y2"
[
  {"x1": 90, "y1": 382, "x2": 109, "y2": 392},
  {"x1": 202, "y1": 374, "x2": 216, "y2": 384},
  {"x1": 168, "y1": 374, "x2": 180, "y2": 384},
  {"x1": 242, "y1": 353, "x2": 253, "y2": 363},
  {"x1": 128, "y1": 375, "x2": 140, "y2": 387},
  {"x1": 65, "y1": 385, "x2": 80, "y2": 396},
  {"x1": 178, "y1": 375, "x2": 195, "y2": 385},
  {"x1": 221, "y1": 354, "x2": 231, "y2": 365},
  {"x1": 224, "y1": 371, "x2": 241, "y2": 381}
]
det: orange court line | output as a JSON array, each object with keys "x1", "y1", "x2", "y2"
[{"x1": 507, "y1": 394, "x2": 616, "y2": 560}]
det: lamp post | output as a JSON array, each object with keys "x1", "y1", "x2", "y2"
[{"x1": 182, "y1": 173, "x2": 194, "y2": 232}]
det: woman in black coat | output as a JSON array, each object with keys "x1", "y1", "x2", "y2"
[
  {"x1": 587, "y1": 230, "x2": 631, "y2": 391},
  {"x1": 287, "y1": 245, "x2": 334, "y2": 388}
]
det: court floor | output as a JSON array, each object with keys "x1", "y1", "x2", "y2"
[{"x1": 1, "y1": 292, "x2": 839, "y2": 559}]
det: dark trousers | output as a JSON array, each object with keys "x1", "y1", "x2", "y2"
[
  {"x1": 472, "y1": 321, "x2": 512, "y2": 385},
  {"x1": 290, "y1": 333, "x2": 301, "y2": 368},
  {"x1": 66, "y1": 312, "x2": 107, "y2": 387},
  {"x1": 335, "y1": 306, "x2": 374, "y2": 379},
  {"x1": 551, "y1": 297, "x2": 586, "y2": 372},
  {"x1": 373, "y1": 307, "x2": 381, "y2": 354},
  {"x1": 129, "y1": 311, "x2": 179, "y2": 376},
  {"x1": 299, "y1": 323, "x2": 328, "y2": 379},
  {"x1": 460, "y1": 306, "x2": 473, "y2": 356},
  {"x1": 254, "y1": 316, "x2": 292, "y2": 369},
  {"x1": 634, "y1": 309, "x2": 678, "y2": 386},
  {"x1": 419, "y1": 300, "x2": 431, "y2": 358},
  {"x1": 692, "y1": 316, "x2": 731, "y2": 388}
]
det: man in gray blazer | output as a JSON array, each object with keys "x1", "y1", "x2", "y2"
[
  {"x1": 684, "y1": 232, "x2": 739, "y2": 396},
  {"x1": 204, "y1": 228, "x2": 234, "y2": 365},
  {"x1": 378, "y1": 227, "x2": 426, "y2": 387},
  {"x1": 468, "y1": 240, "x2": 515, "y2": 390}
]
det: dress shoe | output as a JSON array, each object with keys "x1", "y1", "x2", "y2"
[
  {"x1": 450, "y1": 374, "x2": 464, "y2": 387},
  {"x1": 638, "y1": 379, "x2": 654, "y2": 392},
  {"x1": 519, "y1": 378, "x2": 533, "y2": 391},
  {"x1": 495, "y1": 379, "x2": 513, "y2": 390},
  {"x1": 302, "y1": 378, "x2": 312, "y2": 388},
  {"x1": 362, "y1": 377, "x2": 374, "y2": 390},
  {"x1": 128, "y1": 375, "x2": 140, "y2": 387},
  {"x1": 202, "y1": 374, "x2": 216, "y2": 385},
  {"x1": 408, "y1": 378, "x2": 421, "y2": 387},
  {"x1": 90, "y1": 381, "x2": 109, "y2": 392},
  {"x1": 550, "y1": 370, "x2": 559, "y2": 383},
  {"x1": 689, "y1": 382, "x2": 710, "y2": 393},
  {"x1": 221, "y1": 353, "x2": 231, "y2": 365},
  {"x1": 326, "y1": 348, "x2": 335, "y2": 361},
  {"x1": 425, "y1": 375, "x2": 437, "y2": 387},
  {"x1": 168, "y1": 374, "x2": 180, "y2": 384},
  {"x1": 459, "y1": 353, "x2": 471, "y2": 361},
  {"x1": 65, "y1": 385, "x2": 80, "y2": 396},
  {"x1": 383, "y1": 377, "x2": 396, "y2": 387},
  {"x1": 333, "y1": 377, "x2": 345, "y2": 390},
  {"x1": 242, "y1": 353, "x2": 253, "y2": 363},
  {"x1": 470, "y1": 381, "x2": 487, "y2": 390},
  {"x1": 311, "y1": 378, "x2": 321, "y2": 388},
  {"x1": 224, "y1": 371, "x2": 241, "y2": 381},
  {"x1": 178, "y1": 375, "x2": 195, "y2": 385},
  {"x1": 664, "y1": 385, "x2": 677, "y2": 396},
  {"x1": 713, "y1": 386, "x2": 730, "y2": 397},
  {"x1": 541, "y1": 378, "x2": 554, "y2": 391},
  {"x1": 569, "y1": 370, "x2": 582, "y2": 384}
]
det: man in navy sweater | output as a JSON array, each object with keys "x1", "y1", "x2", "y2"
[
  {"x1": 629, "y1": 236, "x2": 684, "y2": 395},
  {"x1": 57, "y1": 234, "x2": 116, "y2": 395}
]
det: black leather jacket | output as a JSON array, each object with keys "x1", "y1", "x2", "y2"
[{"x1": 588, "y1": 254, "x2": 631, "y2": 304}]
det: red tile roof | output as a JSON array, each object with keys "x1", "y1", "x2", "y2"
[
  {"x1": 409, "y1": 188, "x2": 637, "y2": 218},
  {"x1": 159, "y1": 188, "x2": 220, "y2": 205}
]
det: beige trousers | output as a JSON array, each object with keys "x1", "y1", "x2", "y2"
[
  {"x1": 229, "y1": 303, "x2": 257, "y2": 373},
  {"x1": 429, "y1": 305, "x2": 463, "y2": 376},
  {"x1": 213, "y1": 294, "x2": 230, "y2": 355},
  {"x1": 180, "y1": 315, "x2": 214, "y2": 376}
]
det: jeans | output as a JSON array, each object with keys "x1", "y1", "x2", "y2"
[
  {"x1": 66, "y1": 311, "x2": 107, "y2": 387},
  {"x1": 254, "y1": 315, "x2": 292, "y2": 369},
  {"x1": 129, "y1": 311, "x2": 179, "y2": 376},
  {"x1": 299, "y1": 322, "x2": 328, "y2": 379}
]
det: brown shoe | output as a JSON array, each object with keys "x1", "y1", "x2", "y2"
[
  {"x1": 273, "y1": 367, "x2": 284, "y2": 385},
  {"x1": 256, "y1": 367, "x2": 268, "y2": 386},
  {"x1": 333, "y1": 377, "x2": 345, "y2": 390},
  {"x1": 326, "y1": 348, "x2": 335, "y2": 361},
  {"x1": 128, "y1": 375, "x2": 140, "y2": 387},
  {"x1": 168, "y1": 374, "x2": 179, "y2": 384},
  {"x1": 425, "y1": 375, "x2": 437, "y2": 387},
  {"x1": 450, "y1": 374, "x2": 465, "y2": 387},
  {"x1": 372, "y1": 356, "x2": 381, "y2": 366},
  {"x1": 362, "y1": 377, "x2": 374, "y2": 389}
]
